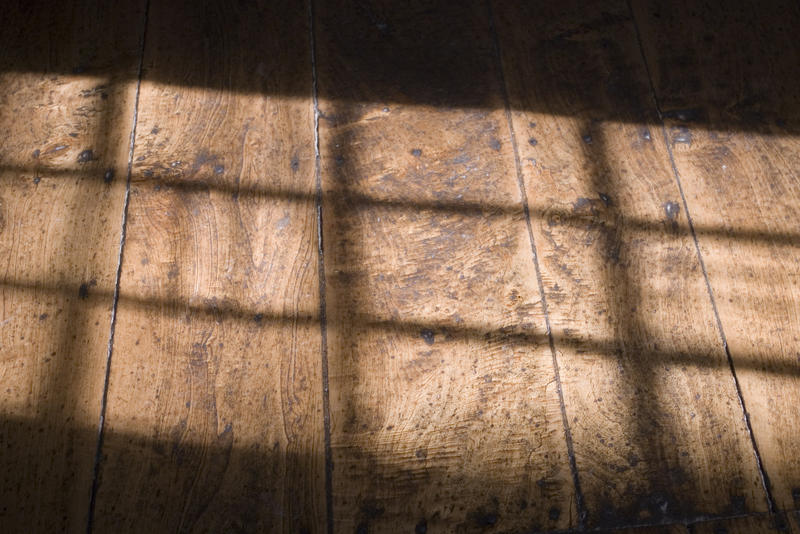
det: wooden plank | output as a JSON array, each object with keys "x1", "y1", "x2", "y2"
[
  {"x1": 89, "y1": 1, "x2": 326, "y2": 532},
  {"x1": 689, "y1": 514, "x2": 793, "y2": 534},
  {"x1": 492, "y1": 0, "x2": 767, "y2": 527},
  {"x1": 609, "y1": 524, "x2": 687, "y2": 534},
  {"x1": 314, "y1": 0, "x2": 575, "y2": 531},
  {"x1": 632, "y1": 0, "x2": 800, "y2": 512},
  {"x1": 0, "y1": 1, "x2": 145, "y2": 531}
]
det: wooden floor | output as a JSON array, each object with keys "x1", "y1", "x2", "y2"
[{"x1": 1, "y1": 0, "x2": 799, "y2": 532}]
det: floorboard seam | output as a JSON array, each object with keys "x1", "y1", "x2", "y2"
[
  {"x1": 626, "y1": 0, "x2": 778, "y2": 518},
  {"x1": 86, "y1": 0, "x2": 150, "y2": 531},
  {"x1": 485, "y1": 1, "x2": 588, "y2": 529},
  {"x1": 308, "y1": 1, "x2": 334, "y2": 532}
]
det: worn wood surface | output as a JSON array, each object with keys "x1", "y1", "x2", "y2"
[
  {"x1": 314, "y1": 1, "x2": 576, "y2": 531},
  {"x1": 0, "y1": 1, "x2": 145, "y2": 531},
  {"x1": 89, "y1": 1, "x2": 326, "y2": 532},
  {"x1": 493, "y1": 0, "x2": 767, "y2": 527},
  {"x1": 632, "y1": 0, "x2": 800, "y2": 513},
  {"x1": 1, "y1": 0, "x2": 799, "y2": 532},
  {"x1": 609, "y1": 524, "x2": 687, "y2": 534},
  {"x1": 689, "y1": 513, "x2": 798, "y2": 534}
]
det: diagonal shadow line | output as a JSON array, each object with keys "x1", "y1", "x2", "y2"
[
  {"x1": 2, "y1": 163, "x2": 800, "y2": 249},
  {"x1": 0, "y1": 81, "x2": 792, "y2": 137},
  {"x1": 2, "y1": 1, "x2": 798, "y2": 531},
  {"x1": 2, "y1": 410, "x2": 797, "y2": 534},
  {"x1": 1, "y1": 0, "x2": 799, "y2": 137},
  {"x1": 0, "y1": 2, "x2": 148, "y2": 529},
  {"x1": 487, "y1": 0, "x2": 586, "y2": 526},
  {"x1": 5, "y1": 57, "x2": 797, "y2": 136},
  {"x1": 0, "y1": 74, "x2": 790, "y2": 137},
  {"x1": 2, "y1": 276, "x2": 798, "y2": 380},
  {"x1": 582, "y1": 118, "x2": 681, "y2": 524},
  {"x1": 628, "y1": 0, "x2": 784, "y2": 519}
]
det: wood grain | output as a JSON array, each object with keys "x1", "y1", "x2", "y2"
[
  {"x1": 493, "y1": 0, "x2": 766, "y2": 527},
  {"x1": 689, "y1": 514, "x2": 796, "y2": 534},
  {"x1": 0, "y1": 1, "x2": 145, "y2": 531},
  {"x1": 610, "y1": 524, "x2": 687, "y2": 534},
  {"x1": 89, "y1": 1, "x2": 326, "y2": 532},
  {"x1": 3, "y1": 1, "x2": 799, "y2": 531},
  {"x1": 314, "y1": 0, "x2": 575, "y2": 531},
  {"x1": 632, "y1": 0, "x2": 800, "y2": 512}
]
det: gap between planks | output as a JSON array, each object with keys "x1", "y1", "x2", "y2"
[
  {"x1": 86, "y1": 1, "x2": 151, "y2": 531},
  {"x1": 624, "y1": 0, "x2": 778, "y2": 518}
]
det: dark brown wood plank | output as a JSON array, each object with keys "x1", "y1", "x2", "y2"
[
  {"x1": 632, "y1": 0, "x2": 800, "y2": 512},
  {"x1": 0, "y1": 1, "x2": 146, "y2": 531},
  {"x1": 90, "y1": 1, "x2": 326, "y2": 532},
  {"x1": 690, "y1": 514, "x2": 794, "y2": 534},
  {"x1": 610, "y1": 524, "x2": 687, "y2": 534},
  {"x1": 493, "y1": 0, "x2": 767, "y2": 527},
  {"x1": 315, "y1": 1, "x2": 576, "y2": 531}
]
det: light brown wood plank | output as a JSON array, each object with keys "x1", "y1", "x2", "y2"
[
  {"x1": 315, "y1": 0, "x2": 575, "y2": 531},
  {"x1": 0, "y1": 1, "x2": 145, "y2": 531},
  {"x1": 90, "y1": 1, "x2": 325, "y2": 532},
  {"x1": 493, "y1": 0, "x2": 767, "y2": 527},
  {"x1": 632, "y1": 0, "x2": 800, "y2": 512}
]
